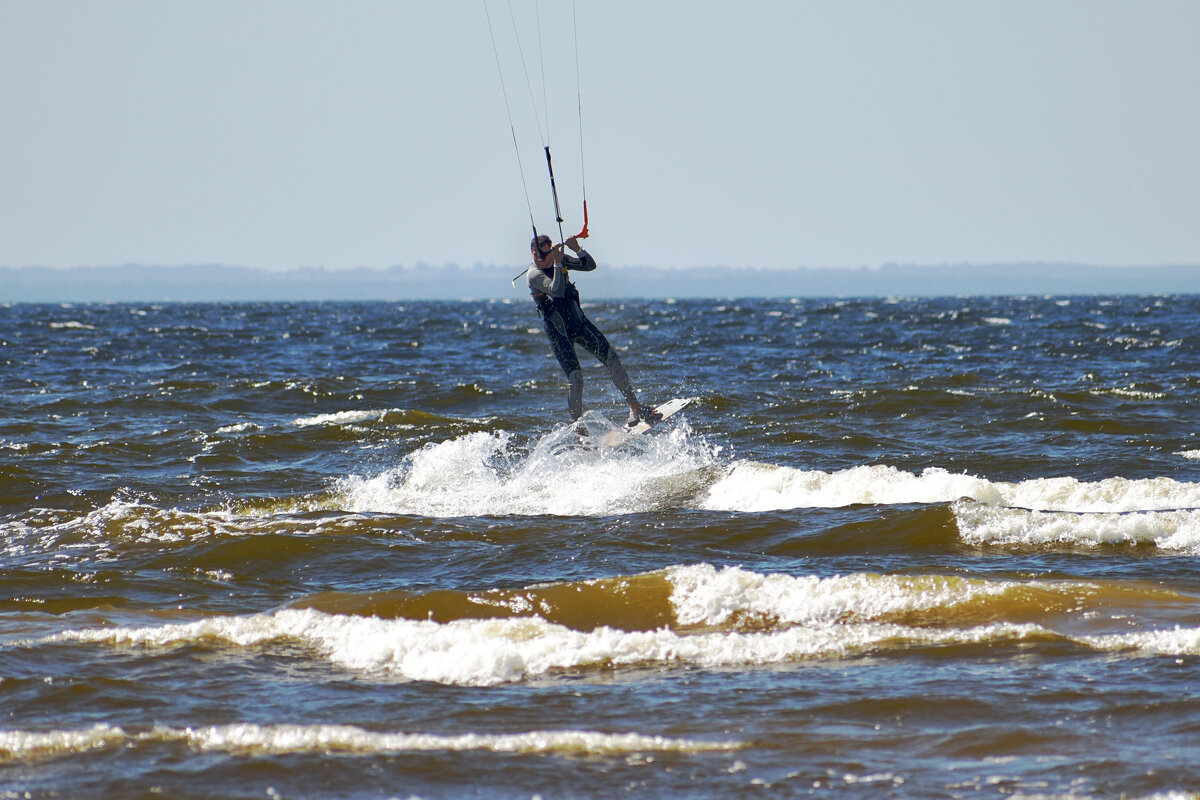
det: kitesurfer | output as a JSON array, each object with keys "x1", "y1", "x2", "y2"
[{"x1": 526, "y1": 234, "x2": 660, "y2": 428}]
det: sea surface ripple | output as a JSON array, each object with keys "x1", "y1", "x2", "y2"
[{"x1": 2, "y1": 296, "x2": 1199, "y2": 798}]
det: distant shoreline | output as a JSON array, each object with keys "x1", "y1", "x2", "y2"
[{"x1": 2, "y1": 263, "x2": 1198, "y2": 302}]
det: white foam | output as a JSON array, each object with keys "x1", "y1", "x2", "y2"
[
  {"x1": 0, "y1": 499, "x2": 153, "y2": 552},
  {"x1": 1101, "y1": 387, "x2": 1164, "y2": 400},
  {"x1": 0, "y1": 501, "x2": 328, "y2": 561},
  {"x1": 702, "y1": 462, "x2": 1200, "y2": 515},
  {"x1": 666, "y1": 564, "x2": 1018, "y2": 628},
  {"x1": 293, "y1": 409, "x2": 387, "y2": 427},
  {"x1": 216, "y1": 422, "x2": 261, "y2": 434},
  {"x1": 50, "y1": 566, "x2": 1124, "y2": 687},
  {"x1": 1000, "y1": 474, "x2": 1200, "y2": 513},
  {"x1": 954, "y1": 501, "x2": 1200, "y2": 553},
  {"x1": 0, "y1": 722, "x2": 739, "y2": 763},
  {"x1": 1083, "y1": 626, "x2": 1200, "y2": 656},
  {"x1": 188, "y1": 724, "x2": 737, "y2": 756},
  {"x1": 701, "y1": 463, "x2": 1003, "y2": 512},
  {"x1": 51, "y1": 607, "x2": 1037, "y2": 686},
  {"x1": 44, "y1": 563, "x2": 1200, "y2": 686},
  {"x1": 338, "y1": 417, "x2": 717, "y2": 517},
  {"x1": 0, "y1": 723, "x2": 121, "y2": 762},
  {"x1": 47, "y1": 599, "x2": 1200, "y2": 692}
]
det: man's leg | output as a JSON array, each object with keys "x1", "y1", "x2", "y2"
[
  {"x1": 575, "y1": 319, "x2": 641, "y2": 413},
  {"x1": 545, "y1": 323, "x2": 585, "y2": 419}
]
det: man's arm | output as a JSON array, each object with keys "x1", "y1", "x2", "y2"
[
  {"x1": 526, "y1": 263, "x2": 566, "y2": 297},
  {"x1": 562, "y1": 238, "x2": 597, "y2": 272}
]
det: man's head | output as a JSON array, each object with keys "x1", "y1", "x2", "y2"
[{"x1": 531, "y1": 235, "x2": 555, "y2": 267}]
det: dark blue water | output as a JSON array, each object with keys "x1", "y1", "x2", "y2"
[{"x1": 3, "y1": 296, "x2": 1199, "y2": 798}]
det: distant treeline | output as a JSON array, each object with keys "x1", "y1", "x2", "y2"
[{"x1": 2, "y1": 262, "x2": 1197, "y2": 302}]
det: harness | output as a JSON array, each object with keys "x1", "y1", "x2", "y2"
[{"x1": 531, "y1": 267, "x2": 583, "y2": 329}]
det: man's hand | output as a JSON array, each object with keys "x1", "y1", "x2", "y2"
[{"x1": 534, "y1": 242, "x2": 565, "y2": 268}]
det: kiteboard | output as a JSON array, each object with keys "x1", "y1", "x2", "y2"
[{"x1": 601, "y1": 397, "x2": 694, "y2": 447}]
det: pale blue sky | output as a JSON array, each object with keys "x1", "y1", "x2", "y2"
[{"x1": 2, "y1": 0, "x2": 1198, "y2": 272}]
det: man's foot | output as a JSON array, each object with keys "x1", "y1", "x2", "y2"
[{"x1": 626, "y1": 403, "x2": 662, "y2": 428}]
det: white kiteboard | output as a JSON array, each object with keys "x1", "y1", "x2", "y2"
[{"x1": 601, "y1": 397, "x2": 694, "y2": 447}]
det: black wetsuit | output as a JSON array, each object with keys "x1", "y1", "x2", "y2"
[{"x1": 526, "y1": 250, "x2": 639, "y2": 420}]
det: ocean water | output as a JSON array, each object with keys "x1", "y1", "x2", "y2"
[{"x1": 2, "y1": 295, "x2": 1199, "y2": 799}]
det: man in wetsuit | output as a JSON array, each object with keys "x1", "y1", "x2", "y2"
[{"x1": 525, "y1": 234, "x2": 660, "y2": 428}]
